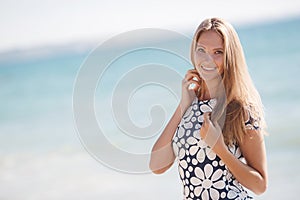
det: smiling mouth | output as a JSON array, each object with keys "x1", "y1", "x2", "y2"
[{"x1": 201, "y1": 65, "x2": 217, "y2": 71}]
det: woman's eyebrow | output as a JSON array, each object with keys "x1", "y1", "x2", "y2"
[
  {"x1": 196, "y1": 44, "x2": 206, "y2": 49},
  {"x1": 213, "y1": 47, "x2": 224, "y2": 50},
  {"x1": 196, "y1": 44, "x2": 223, "y2": 50},
  {"x1": 196, "y1": 43, "x2": 205, "y2": 47}
]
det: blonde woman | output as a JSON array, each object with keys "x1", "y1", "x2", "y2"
[{"x1": 149, "y1": 18, "x2": 268, "y2": 200}]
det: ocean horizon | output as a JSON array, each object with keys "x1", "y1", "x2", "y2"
[{"x1": 0, "y1": 16, "x2": 300, "y2": 199}]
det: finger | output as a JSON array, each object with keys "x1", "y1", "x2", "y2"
[
  {"x1": 184, "y1": 74, "x2": 198, "y2": 83},
  {"x1": 183, "y1": 76, "x2": 201, "y2": 88},
  {"x1": 203, "y1": 112, "x2": 211, "y2": 122},
  {"x1": 186, "y1": 79, "x2": 200, "y2": 87},
  {"x1": 199, "y1": 127, "x2": 205, "y2": 139},
  {"x1": 182, "y1": 78, "x2": 191, "y2": 86},
  {"x1": 185, "y1": 69, "x2": 201, "y2": 79},
  {"x1": 185, "y1": 72, "x2": 201, "y2": 81},
  {"x1": 202, "y1": 112, "x2": 208, "y2": 127},
  {"x1": 186, "y1": 69, "x2": 198, "y2": 74},
  {"x1": 187, "y1": 81, "x2": 200, "y2": 92}
]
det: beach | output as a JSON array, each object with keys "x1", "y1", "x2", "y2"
[{"x1": 0, "y1": 17, "x2": 300, "y2": 199}]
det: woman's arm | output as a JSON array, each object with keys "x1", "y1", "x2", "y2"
[
  {"x1": 201, "y1": 113, "x2": 268, "y2": 195},
  {"x1": 149, "y1": 69, "x2": 201, "y2": 174},
  {"x1": 216, "y1": 129, "x2": 268, "y2": 194},
  {"x1": 149, "y1": 104, "x2": 181, "y2": 174}
]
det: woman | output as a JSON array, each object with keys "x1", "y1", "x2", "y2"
[{"x1": 149, "y1": 17, "x2": 268, "y2": 200}]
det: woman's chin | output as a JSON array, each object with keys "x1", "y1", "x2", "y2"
[{"x1": 199, "y1": 71, "x2": 219, "y2": 82}]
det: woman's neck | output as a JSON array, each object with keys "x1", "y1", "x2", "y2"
[{"x1": 199, "y1": 78, "x2": 222, "y2": 100}]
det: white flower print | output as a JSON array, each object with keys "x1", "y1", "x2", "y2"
[
  {"x1": 228, "y1": 145, "x2": 242, "y2": 159},
  {"x1": 177, "y1": 126, "x2": 185, "y2": 139},
  {"x1": 184, "y1": 121, "x2": 193, "y2": 129},
  {"x1": 183, "y1": 106, "x2": 193, "y2": 119},
  {"x1": 188, "y1": 137, "x2": 216, "y2": 163},
  {"x1": 199, "y1": 103, "x2": 212, "y2": 113},
  {"x1": 208, "y1": 98, "x2": 217, "y2": 108},
  {"x1": 172, "y1": 98, "x2": 253, "y2": 199},
  {"x1": 227, "y1": 180, "x2": 249, "y2": 200},
  {"x1": 190, "y1": 164, "x2": 226, "y2": 200}
]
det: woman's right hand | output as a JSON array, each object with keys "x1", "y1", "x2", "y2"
[{"x1": 179, "y1": 69, "x2": 201, "y2": 116}]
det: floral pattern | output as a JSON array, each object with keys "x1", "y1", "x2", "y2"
[{"x1": 172, "y1": 97, "x2": 255, "y2": 200}]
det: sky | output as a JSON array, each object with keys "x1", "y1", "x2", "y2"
[{"x1": 0, "y1": 0, "x2": 300, "y2": 53}]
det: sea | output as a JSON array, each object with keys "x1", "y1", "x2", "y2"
[{"x1": 0, "y1": 17, "x2": 299, "y2": 199}]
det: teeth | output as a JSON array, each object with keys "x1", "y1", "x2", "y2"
[{"x1": 201, "y1": 65, "x2": 216, "y2": 71}]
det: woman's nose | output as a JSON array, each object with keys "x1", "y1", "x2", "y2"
[{"x1": 204, "y1": 53, "x2": 214, "y2": 62}]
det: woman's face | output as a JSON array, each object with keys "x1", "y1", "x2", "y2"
[{"x1": 194, "y1": 30, "x2": 224, "y2": 81}]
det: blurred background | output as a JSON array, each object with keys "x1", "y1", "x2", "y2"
[{"x1": 1, "y1": 0, "x2": 300, "y2": 199}]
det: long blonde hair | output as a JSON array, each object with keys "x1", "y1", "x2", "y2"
[{"x1": 191, "y1": 17, "x2": 267, "y2": 145}]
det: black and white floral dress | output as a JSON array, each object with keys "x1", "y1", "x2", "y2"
[{"x1": 172, "y1": 97, "x2": 259, "y2": 200}]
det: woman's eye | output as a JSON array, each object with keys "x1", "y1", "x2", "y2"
[
  {"x1": 215, "y1": 50, "x2": 223, "y2": 54},
  {"x1": 196, "y1": 47, "x2": 205, "y2": 52}
]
